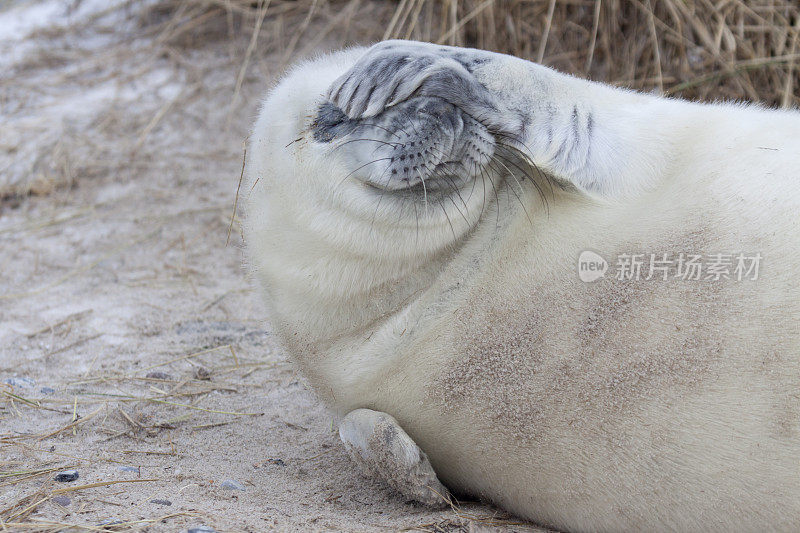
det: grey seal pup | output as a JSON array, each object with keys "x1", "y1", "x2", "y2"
[{"x1": 243, "y1": 40, "x2": 800, "y2": 531}]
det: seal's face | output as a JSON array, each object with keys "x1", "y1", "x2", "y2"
[
  {"x1": 301, "y1": 94, "x2": 515, "y2": 251},
  {"x1": 312, "y1": 96, "x2": 496, "y2": 194},
  {"x1": 244, "y1": 47, "x2": 534, "y2": 299}
]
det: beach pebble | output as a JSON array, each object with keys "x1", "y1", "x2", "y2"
[
  {"x1": 149, "y1": 498, "x2": 172, "y2": 506},
  {"x1": 194, "y1": 367, "x2": 211, "y2": 380},
  {"x1": 220, "y1": 479, "x2": 245, "y2": 491},
  {"x1": 118, "y1": 466, "x2": 139, "y2": 473},
  {"x1": 52, "y1": 495, "x2": 71, "y2": 506},
  {"x1": 97, "y1": 518, "x2": 124, "y2": 526},
  {"x1": 4, "y1": 376, "x2": 35, "y2": 388},
  {"x1": 54, "y1": 470, "x2": 79, "y2": 482},
  {"x1": 145, "y1": 371, "x2": 172, "y2": 380},
  {"x1": 40, "y1": 386, "x2": 55, "y2": 395},
  {"x1": 187, "y1": 526, "x2": 217, "y2": 533}
]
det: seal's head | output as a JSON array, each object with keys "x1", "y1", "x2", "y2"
[
  {"x1": 245, "y1": 49, "x2": 525, "y2": 266},
  {"x1": 243, "y1": 49, "x2": 528, "y2": 355}
]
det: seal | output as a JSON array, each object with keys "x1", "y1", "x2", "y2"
[{"x1": 243, "y1": 40, "x2": 800, "y2": 531}]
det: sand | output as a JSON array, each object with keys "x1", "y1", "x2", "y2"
[{"x1": 0, "y1": 2, "x2": 548, "y2": 531}]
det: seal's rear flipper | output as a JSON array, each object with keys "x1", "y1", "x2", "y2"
[{"x1": 339, "y1": 408, "x2": 451, "y2": 509}]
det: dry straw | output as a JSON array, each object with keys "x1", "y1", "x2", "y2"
[
  {"x1": 154, "y1": 0, "x2": 799, "y2": 106},
  {"x1": 386, "y1": 0, "x2": 800, "y2": 106}
]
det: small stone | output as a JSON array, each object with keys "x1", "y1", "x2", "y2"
[
  {"x1": 97, "y1": 518, "x2": 124, "y2": 526},
  {"x1": 149, "y1": 498, "x2": 172, "y2": 506},
  {"x1": 187, "y1": 526, "x2": 217, "y2": 533},
  {"x1": 4, "y1": 377, "x2": 35, "y2": 388},
  {"x1": 117, "y1": 466, "x2": 139, "y2": 472},
  {"x1": 145, "y1": 371, "x2": 172, "y2": 380},
  {"x1": 194, "y1": 367, "x2": 211, "y2": 380},
  {"x1": 220, "y1": 479, "x2": 245, "y2": 491},
  {"x1": 54, "y1": 470, "x2": 79, "y2": 482},
  {"x1": 52, "y1": 495, "x2": 71, "y2": 506},
  {"x1": 40, "y1": 387, "x2": 55, "y2": 395},
  {"x1": 269, "y1": 458, "x2": 285, "y2": 466}
]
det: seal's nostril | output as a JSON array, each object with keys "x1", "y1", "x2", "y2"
[{"x1": 312, "y1": 102, "x2": 354, "y2": 143}]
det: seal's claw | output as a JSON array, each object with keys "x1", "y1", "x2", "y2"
[{"x1": 339, "y1": 408, "x2": 451, "y2": 509}]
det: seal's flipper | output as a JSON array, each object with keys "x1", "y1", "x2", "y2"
[{"x1": 339, "y1": 408, "x2": 451, "y2": 508}]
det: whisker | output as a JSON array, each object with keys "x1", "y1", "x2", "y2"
[
  {"x1": 334, "y1": 158, "x2": 393, "y2": 190},
  {"x1": 414, "y1": 167, "x2": 430, "y2": 218},
  {"x1": 367, "y1": 165, "x2": 394, "y2": 239},
  {"x1": 495, "y1": 136, "x2": 556, "y2": 199},
  {"x1": 438, "y1": 198, "x2": 458, "y2": 242},
  {"x1": 332, "y1": 138, "x2": 402, "y2": 150},
  {"x1": 473, "y1": 158, "x2": 488, "y2": 220},
  {"x1": 434, "y1": 172, "x2": 470, "y2": 225},
  {"x1": 488, "y1": 153, "x2": 533, "y2": 225},
  {"x1": 412, "y1": 190, "x2": 420, "y2": 249},
  {"x1": 351, "y1": 121, "x2": 403, "y2": 140},
  {"x1": 477, "y1": 151, "x2": 502, "y2": 227},
  {"x1": 495, "y1": 143, "x2": 552, "y2": 215}
]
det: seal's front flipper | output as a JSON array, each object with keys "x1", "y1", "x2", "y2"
[{"x1": 339, "y1": 408, "x2": 451, "y2": 508}]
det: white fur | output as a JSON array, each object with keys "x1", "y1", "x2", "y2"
[{"x1": 244, "y1": 42, "x2": 800, "y2": 531}]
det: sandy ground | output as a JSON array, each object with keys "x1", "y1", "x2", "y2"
[{"x1": 0, "y1": 2, "x2": 548, "y2": 531}]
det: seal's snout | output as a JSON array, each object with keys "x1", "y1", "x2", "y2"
[
  {"x1": 312, "y1": 102, "x2": 356, "y2": 143},
  {"x1": 312, "y1": 96, "x2": 495, "y2": 193}
]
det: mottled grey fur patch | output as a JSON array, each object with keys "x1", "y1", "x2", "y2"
[
  {"x1": 327, "y1": 41, "x2": 525, "y2": 141},
  {"x1": 428, "y1": 228, "x2": 790, "y2": 448},
  {"x1": 428, "y1": 289, "x2": 550, "y2": 444}
]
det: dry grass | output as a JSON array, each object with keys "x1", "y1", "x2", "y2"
[
  {"x1": 1, "y1": 346, "x2": 278, "y2": 531},
  {"x1": 382, "y1": 0, "x2": 800, "y2": 105},
  {"x1": 151, "y1": 0, "x2": 800, "y2": 105}
]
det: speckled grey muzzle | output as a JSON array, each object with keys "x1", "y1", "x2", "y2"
[{"x1": 312, "y1": 96, "x2": 495, "y2": 192}]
